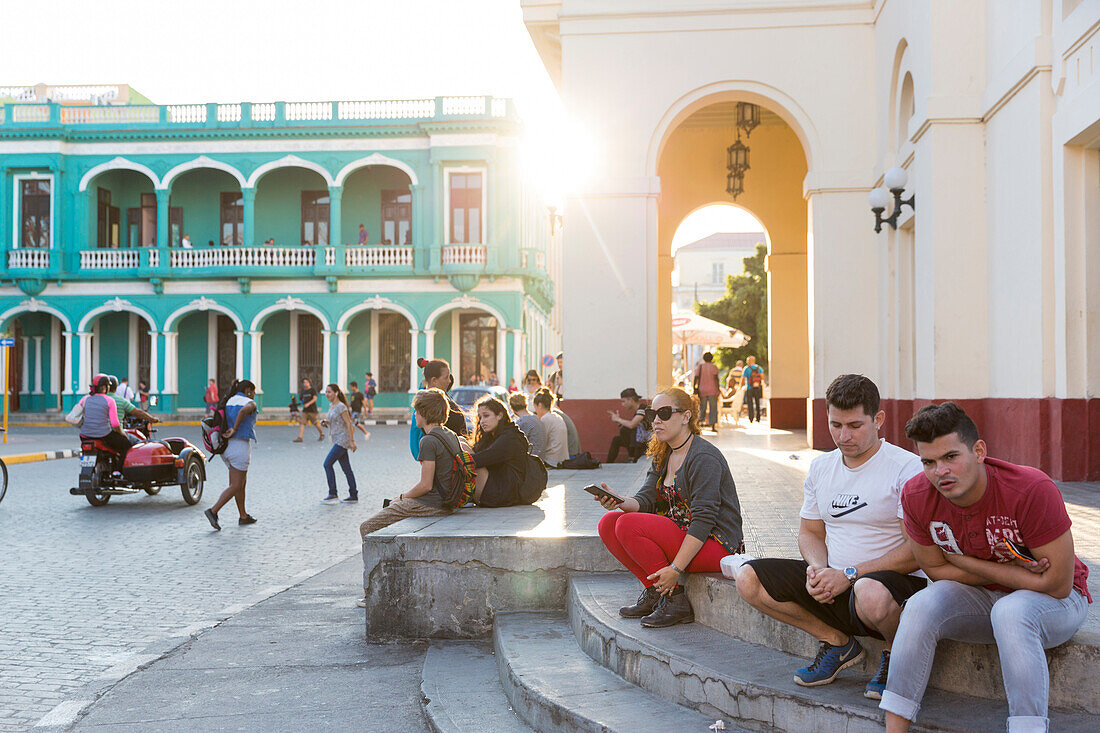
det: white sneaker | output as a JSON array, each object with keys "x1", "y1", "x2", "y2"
[
  {"x1": 355, "y1": 597, "x2": 368, "y2": 608},
  {"x1": 320, "y1": 495, "x2": 338, "y2": 504}
]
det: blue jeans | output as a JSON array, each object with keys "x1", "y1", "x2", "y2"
[
  {"x1": 880, "y1": 580, "x2": 1088, "y2": 732},
  {"x1": 323, "y1": 444, "x2": 357, "y2": 497}
]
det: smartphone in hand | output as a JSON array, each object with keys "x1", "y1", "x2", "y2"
[
  {"x1": 584, "y1": 484, "x2": 623, "y2": 505},
  {"x1": 994, "y1": 537, "x2": 1036, "y2": 564}
]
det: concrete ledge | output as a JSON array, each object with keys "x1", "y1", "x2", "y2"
[
  {"x1": 421, "y1": 641, "x2": 531, "y2": 733},
  {"x1": 686, "y1": 573, "x2": 1100, "y2": 713},
  {"x1": 360, "y1": 465, "x2": 646, "y2": 639}
]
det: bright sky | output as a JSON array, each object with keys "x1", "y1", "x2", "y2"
[
  {"x1": 1, "y1": 0, "x2": 567, "y2": 191},
  {"x1": 670, "y1": 205, "x2": 766, "y2": 253}
]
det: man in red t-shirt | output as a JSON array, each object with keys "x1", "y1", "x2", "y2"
[{"x1": 881, "y1": 402, "x2": 1090, "y2": 733}]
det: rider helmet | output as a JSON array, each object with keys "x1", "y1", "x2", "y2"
[
  {"x1": 107, "y1": 375, "x2": 119, "y2": 392},
  {"x1": 92, "y1": 374, "x2": 111, "y2": 393},
  {"x1": 90, "y1": 373, "x2": 108, "y2": 394}
]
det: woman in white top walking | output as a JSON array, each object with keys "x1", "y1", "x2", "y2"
[{"x1": 320, "y1": 383, "x2": 362, "y2": 504}]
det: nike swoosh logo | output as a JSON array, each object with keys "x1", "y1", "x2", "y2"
[{"x1": 830, "y1": 503, "x2": 868, "y2": 518}]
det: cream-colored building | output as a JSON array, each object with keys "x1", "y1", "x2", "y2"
[
  {"x1": 523, "y1": 0, "x2": 1100, "y2": 479},
  {"x1": 672, "y1": 232, "x2": 765, "y2": 312}
]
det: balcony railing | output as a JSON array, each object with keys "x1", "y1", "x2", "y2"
[
  {"x1": 442, "y1": 245, "x2": 487, "y2": 266},
  {"x1": 346, "y1": 246, "x2": 413, "y2": 267},
  {"x1": 170, "y1": 247, "x2": 316, "y2": 269},
  {"x1": 0, "y1": 96, "x2": 516, "y2": 132},
  {"x1": 7, "y1": 249, "x2": 51, "y2": 268},
  {"x1": 81, "y1": 249, "x2": 140, "y2": 269}
]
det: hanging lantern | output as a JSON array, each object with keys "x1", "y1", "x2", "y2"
[
  {"x1": 726, "y1": 169, "x2": 745, "y2": 199},
  {"x1": 735, "y1": 102, "x2": 760, "y2": 138},
  {"x1": 727, "y1": 138, "x2": 750, "y2": 175}
]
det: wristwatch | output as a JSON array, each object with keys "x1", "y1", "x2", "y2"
[{"x1": 844, "y1": 566, "x2": 858, "y2": 585}]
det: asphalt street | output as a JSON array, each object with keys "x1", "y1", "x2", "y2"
[{"x1": 0, "y1": 424, "x2": 414, "y2": 732}]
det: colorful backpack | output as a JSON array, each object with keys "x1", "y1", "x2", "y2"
[{"x1": 426, "y1": 432, "x2": 477, "y2": 508}]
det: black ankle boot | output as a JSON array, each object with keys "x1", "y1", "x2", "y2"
[
  {"x1": 640, "y1": 586, "x2": 694, "y2": 628},
  {"x1": 619, "y1": 586, "x2": 661, "y2": 618}
]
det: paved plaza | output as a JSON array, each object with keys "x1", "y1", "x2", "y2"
[{"x1": 2, "y1": 423, "x2": 1097, "y2": 730}]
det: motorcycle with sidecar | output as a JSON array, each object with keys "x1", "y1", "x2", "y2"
[{"x1": 71, "y1": 417, "x2": 206, "y2": 507}]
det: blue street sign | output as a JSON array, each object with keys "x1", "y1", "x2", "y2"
[
  {"x1": 0, "y1": 338, "x2": 14, "y2": 347},
  {"x1": 541, "y1": 354, "x2": 554, "y2": 368}
]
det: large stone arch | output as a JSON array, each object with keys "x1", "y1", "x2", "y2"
[
  {"x1": 78, "y1": 298, "x2": 158, "y2": 333},
  {"x1": 425, "y1": 296, "x2": 508, "y2": 331},
  {"x1": 334, "y1": 154, "x2": 419, "y2": 187},
  {"x1": 245, "y1": 154, "x2": 335, "y2": 188},
  {"x1": 163, "y1": 297, "x2": 244, "y2": 332},
  {"x1": 78, "y1": 157, "x2": 161, "y2": 191},
  {"x1": 161, "y1": 156, "x2": 247, "y2": 190},
  {"x1": 0, "y1": 299, "x2": 73, "y2": 332},
  {"x1": 336, "y1": 297, "x2": 419, "y2": 331},
  {"x1": 249, "y1": 297, "x2": 331, "y2": 332}
]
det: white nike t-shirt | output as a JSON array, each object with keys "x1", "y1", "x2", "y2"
[{"x1": 800, "y1": 439, "x2": 923, "y2": 573}]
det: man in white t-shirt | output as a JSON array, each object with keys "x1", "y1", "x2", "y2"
[{"x1": 735, "y1": 374, "x2": 925, "y2": 700}]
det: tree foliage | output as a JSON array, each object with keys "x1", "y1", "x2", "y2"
[{"x1": 695, "y1": 243, "x2": 768, "y2": 371}]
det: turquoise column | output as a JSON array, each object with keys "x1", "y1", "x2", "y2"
[
  {"x1": 411, "y1": 183, "x2": 425, "y2": 272},
  {"x1": 327, "y1": 185, "x2": 342, "y2": 246},
  {"x1": 429, "y1": 161, "x2": 443, "y2": 274},
  {"x1": 69, "y1": 189, "x2": 90, "y2": 273},
  {"x1": 0, "y1": 167, "x2": 7, "y2": 255},
  {"x1": 155, "y1": 189, "x2": 170, "y2": 276},
  {"x1": 487, "y1": 156, "x2": 500, "y2": 269},
  {"x1": 241, "y1": 188, "x2": 256, "y2": 246}
]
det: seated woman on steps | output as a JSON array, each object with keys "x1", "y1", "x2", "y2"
[
  {"x1": 470, "y1": 396, "x2": 531, "y2": 507},
  {"x1": 593, "y1": 387, "x2": 745, "y2": 628}
]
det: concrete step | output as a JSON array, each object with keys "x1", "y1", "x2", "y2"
[
  {"x1": 494, "y1": 611, "x2": 732, "y2": 733},
  {"x1": 569, "y1": 573, "x2": 1096, "y2": 733},
  {"x1": 683, "y1": 572, "x2": 1100, "y2": 713},
  {"x1": 421, "y1": 641, "x2": 532, "y2": 733}
]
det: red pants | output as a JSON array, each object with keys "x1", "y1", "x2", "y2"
[{"x1": 597, "y1": 510, "x2": 729, "y2": 587}]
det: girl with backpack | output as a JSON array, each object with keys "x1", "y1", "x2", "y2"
[
  {"x1": 408, "y1": 358, "x2": 468, "y2": 459},
  {"x1": 470, "y1": 396, "x2": 533, "y2": 507},
  {"x1": 203, "y1": 380, "x2": 258, "y2": 530},
  {"x1": 357, "y1": 388, "x2": 469, "y2": 607},
  {"x1": 320, "y1": 383, "x2": 360, "y2": 504}
]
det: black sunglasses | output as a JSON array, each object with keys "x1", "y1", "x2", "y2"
[{"x1": 644, "y1": 406, "x2": 686, "y2": 422}]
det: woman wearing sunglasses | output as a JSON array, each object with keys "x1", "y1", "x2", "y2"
[{"x1": 594, "y1": 387, "x2": 745, "y2": 627}]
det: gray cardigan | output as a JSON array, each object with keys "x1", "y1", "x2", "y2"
[{"x1": 632, "y1": 436, "x2": 744, "y2": 553}]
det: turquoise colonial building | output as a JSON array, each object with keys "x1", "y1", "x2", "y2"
[{"x1": 0, "y1": 86, "x2": 561, "y2": 413}]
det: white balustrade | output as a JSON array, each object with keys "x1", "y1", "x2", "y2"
[
  {"x1": 216, "y1": 104, "x2": 241, "y2": 122},
  {"x1": 7, "y1": 249, "x2": 51, "y2": 268},
  {"x1": 336, "y1": 99, "x2": 434, "y2": 120},
  {"x1": 345, "y1": 246, "x2": 413, "y2": 267},
  {"x1": 60, "y1": 106, "x2": 159, "y2": 124},
  {"x1": 80, "y1": 250, "x2": 139, "y2": 269},
  {"x1": 324, "y1": 247, "x2": 335, "y2": 267},
  {"x1": 47, "y1": 85, "x2": 121, "y2": 102},
  {"x1": 148, "y1": 249, "x2": 159, "y2": 268},
  {"x1": 285, "y1": 102, "x2": 332, "y2": 121},
  {"x1": 442, "y1": 245, "x2": 487, "y2": 266},
  {"x1": 11, "y1": 105, "x2": 50, "y2": 122},
  {"x1": 491, "y1": 98, "x2": 508, "y2": 118},
  {"x1": 166, "y1": 104, "x2": 206, "y2": 123},
  {"x1": 169, "y1": 247, "x2": 317, "y2": 269},
  {"x1": 441, "y1": 96, "x2": 486, "y2": 115},
  {"x1": 251, "y1": 103, "x2": 276, "y2": 121}
]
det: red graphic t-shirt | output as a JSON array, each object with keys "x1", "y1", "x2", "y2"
[{"x1": 902, "y1": 457, "x2": 1091, "y2": 601}]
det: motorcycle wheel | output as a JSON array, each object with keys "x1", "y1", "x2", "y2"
[
  {"x1": 180, "y1": 458, "x2": 203, "y2": 505},
  {"x1": 142, "y1": 485, "x2": 160, "y2": 496},
  {"x1": 86, "y1": 463, "x2": 110, "y2": 507}
]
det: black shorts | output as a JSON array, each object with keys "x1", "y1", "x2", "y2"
[{"x1": 745, "y1": 558, "x2": 927, "y2": 640}]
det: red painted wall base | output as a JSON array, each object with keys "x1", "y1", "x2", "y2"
[
  {"x1": 769, "y1": 397, "x2": 807, "y2": 430},
  {"x1": 812, "y1": 397, "x2": 1100, "y2": 482},
  {"x1": 559, "y1": 399, "x2": 630, "y2": 463}
]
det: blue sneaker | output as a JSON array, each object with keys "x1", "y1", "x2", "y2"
[
  {"x1": 864, "y1": 650, "x2": 889, "y2": 699},
  {"x1": 794, "y1": 637, "x2": 865, "y2": 687}
]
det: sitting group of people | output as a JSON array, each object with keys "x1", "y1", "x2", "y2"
[{"x1": 593, "y1": 374, "x2": 1090, "y2": 732}]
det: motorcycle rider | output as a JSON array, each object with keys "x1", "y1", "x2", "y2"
[
  {"x1": 79, "y1": 375, "x2": 132, "y2": 460},
  {"x1": 103, "y1": 374, "x2": 158, "y2": 438}
]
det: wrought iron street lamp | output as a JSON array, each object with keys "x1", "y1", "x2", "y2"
[
  {"x1": 726, "y1": 137, "x2": 750, "y2": 199},
  {"x1": 726, "y1": 169, "x2": 745, "y2": 199},
  {"x1": 868, "y1": 166, "x2": 915, "y2": 232},
  {"x1": 735, "y1": 102, "x2": 760, "y2": 138}
]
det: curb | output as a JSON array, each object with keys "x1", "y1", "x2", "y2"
[
  {"x1": 1, "y1": 449, "x2": 77, "y2": 465},
  {"x1": 32, "y1": 550, "x2": 360, "y2": 731}
]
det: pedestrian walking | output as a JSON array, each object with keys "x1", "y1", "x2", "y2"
[
  {"x1": 743, "y1": 356, "x2": 766, "y2": 423},
  {"x1": 115, "y1": 377, "x2": 136, "y2": 402},
  {"x1": 204, "y1": 379, "x2": 219, "y2": 415},
  {"x1": 320, "y1": 383, "x2": 360, "y2": 504},
  {"x1": 204, "y1": 380, "x2": 258, "y2": 530},
  {"x1": 294, "y1": 378, "x2": 324, "y2": 442},
  {"x1": 137, "y1": 379, "x2": 150, "y2": 411},
  {"x1": 347, "y1": 381, "x2": 371, "y2": 438},
  {"x1": 364, "y1": 372, "x2": 377, "y2": 416},
  {"x1": 693, "y1": 352, "x2": 721, "y2": 431}
]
